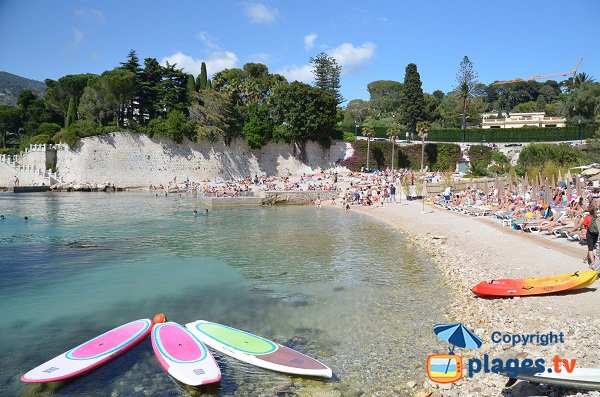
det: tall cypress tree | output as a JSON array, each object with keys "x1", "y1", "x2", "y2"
[
  {"x1": 399, "y1": 63, "x2": 425, "y2": 135},
  {"x1": 65, "y1": 96, "x2": 77, "y2": 127},
  {"x1": 196, "y1": 62, "x2": 208, "y2": 90},
  {"x1": 187, "y1": 74, "x2": 196, "y2": 101}
]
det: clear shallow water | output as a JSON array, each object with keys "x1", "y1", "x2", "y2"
[{"x1": 0, "y1": 192, "x2": 447, "y2": 397}]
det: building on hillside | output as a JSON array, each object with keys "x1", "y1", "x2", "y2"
[{"x1": 481, "y1": 112, "x2": 566, "y2": 129}]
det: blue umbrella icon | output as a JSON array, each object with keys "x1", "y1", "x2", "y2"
[
  {"x1": 434, "y1": 323, "x2": 482, "y2": 354},
  {"x1": 433, "y1": 323, "x2": 482, "y2": 376}
]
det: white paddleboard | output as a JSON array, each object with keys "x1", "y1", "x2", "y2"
[
  {"x1": 186, "y1": 320, "x2": 332, "y2": 378},
  {"x1": 151, "y1": 321, "x2": 221, "y2": 386},
  {"x1": 22, "y1": 319, "x2": 152, "y2": 383}
]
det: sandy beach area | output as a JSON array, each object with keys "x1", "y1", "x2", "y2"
[{"x1": 347, "y1": 199, "x2": 600, "y2": 397}]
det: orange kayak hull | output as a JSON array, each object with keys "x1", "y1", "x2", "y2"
[{"x1": 471, "y1": 270, "x2": 598, "y2": 297}]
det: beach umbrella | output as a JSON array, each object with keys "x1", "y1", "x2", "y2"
[
  {"x1": 434, "y1": 323, "x2": 483, "y2": 353},
  {"x1": 558, "y1": 169, "x2": 563, "y2": 183},
  {"x1": 524, "y1": 172, "x2": 529, "y2": 187},
  {"x1": 576, "y1": 175, "x2": 582, "y2": 197},
  {"x1": 495, "y1": 175, "x2": 500, "y2": 193},
  {"x1": 545, "y1": 177, "x2": 550, "y2": 204},
  {"x1": 582, "y1": 168, "x2": 600, "y2": 176},
  {"x1": 508, "y1": 174, "x2": 513, "y2": 190},
  {"x1": 551, "y1": 174, "x2": 556, "y2": 190}
]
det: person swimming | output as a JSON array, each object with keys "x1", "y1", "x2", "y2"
[
  {"x1": 0, "y1": 215, "x2": 4, "y2": 219},
  {"x1": 24, "y1": 216, "x2": 28, "y2": 221},
  {"x1": 193, "y1": 209, "x2": 198, "y2": 216}
]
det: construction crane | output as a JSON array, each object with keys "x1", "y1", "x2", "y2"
[{"x1": 491, "y1": 58, "x2": 583, "y2": 85}]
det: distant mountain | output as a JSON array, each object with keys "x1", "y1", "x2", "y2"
[{"x1": 0, "y1": 71, "x2": 46, "y2": 106}]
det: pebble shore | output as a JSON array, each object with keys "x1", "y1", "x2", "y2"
[{"x1": 350, "y1": 200, "x2": 600, "y2": 397}]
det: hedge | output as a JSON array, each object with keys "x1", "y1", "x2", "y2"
[
  {"x1": 340, "y1": 140, "x2": 461, "y2": 172},
  {"x1": 426, "y1": 125, "x2": 597, "y2": 143},
  {"x1": 340, "y1": 125, "x2": 597, "y2": 142}
]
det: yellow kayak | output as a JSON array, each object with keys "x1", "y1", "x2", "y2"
[{"x1": 472, "y1": 270, "x2": 598, "y2": 297}]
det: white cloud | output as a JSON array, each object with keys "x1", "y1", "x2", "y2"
[
  {"x1": 276, "y1": 64, "x2": 313, "y2": 83},
  {"x1": 245, "y1": 3, "x2": 278, "y2": 23},
  {"x1": 72, "y1": 28, "x2": 85, "y2": 47},
  {"x1": 160, "y1": 51, "x2": 238, "y2": 76},
  {"x1": 75, "y1": 8, "x2": 105, "y2": 23},
  {"x1": 304, "y1": 33, "x2": 317, "y2": 51},
  {"x1": 196, "y1": 31, "x2": 220, "y2": 50},
  {"x1": 329, "y1": 42, "x2": 376, "y2": 74}
]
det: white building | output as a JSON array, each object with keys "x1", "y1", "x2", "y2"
[{"x1": 481, "y1": 112, "x2": 566, "y2": 129}]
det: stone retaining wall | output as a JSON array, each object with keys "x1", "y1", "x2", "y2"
[{"x1": 56, "y1": 132, "x2": 351, "y2": 187}]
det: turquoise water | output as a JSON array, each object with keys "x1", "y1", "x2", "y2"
[{"x1": 0, "y1": 192, "x2": 447, "y2": 396}]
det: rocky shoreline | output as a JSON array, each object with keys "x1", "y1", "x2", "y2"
[{"x1": 349, "y1": 201, "x2": 600, "y2": 397}]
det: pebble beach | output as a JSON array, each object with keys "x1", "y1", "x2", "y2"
[{"x1": 350, "y1": 199, "x2": 600, "y2": 397}]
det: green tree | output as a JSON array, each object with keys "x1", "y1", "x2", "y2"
[
  {"x1": 99, "y1": 69, "x2": 137, "y2": 128},
  {"x1": 78, "y1": 81, "x2": 114, "y2": 125},
  {"x1": 44, "y1": 74, "x2": 96, "y2": 123},
  {"x1": 146, "y1": 110, "x2": 196, "y2": 143},
  {"x1": 0, "y1": 105, "x2": 22, "y2": 147},
  {"x1": 65, "y1": 96, "x2": 77, "y2": 127},
  {"x1": 344, "y1": 99, "x2": 370, "y2": 126},
  {"x1": 455, "y1": 56, "x2": 479, "y2": 139},
  {"x1": 119, "y1": 49, "x2": 143, "y2": 123},
  {"x1": 243, "y1": 104, "x2": 273, "y2": 149},
  {"x1": 399, "y1": 63, "x2": 424, "y2": 136},
  {"x1": 271, "y1": 81, "x2": 337, "y2": 144},
  {"x1": 139, "y1": 58, "x2": 163, "y2": 121},
  {"x1": 189, "y1": 90, "x2": 235, "y2": 142},
  {"x1": 196, "y1": 62, "x2": 208, "y2": 90},
  {"x1": 187, "y1": 74, "x2": 197, "y2": 100},
  {"x1": 310, "y1": 52, "x2": 344, "y2": 105},
  {"x1": 367, "y1": 80, "x2": 403, "y2": 116}
]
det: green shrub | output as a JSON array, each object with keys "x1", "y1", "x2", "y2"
[
  {"x1": 36, "y1": 122, "x2": 61, "y2": 136},
  {"x1": 29, "y1": 134, "x2": 54, "y2": 144},
  {"x1": 343, "y1": 132, "x2": 356, "y2": 142},
  {"x1": 468, "y1": 145, "x2": 493, "y2": 176},
  {"x1": 518, "y1": 143, "x2": 586, "y2": 168}
]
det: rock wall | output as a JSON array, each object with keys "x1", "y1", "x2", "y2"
[{"x1": 56, "y1": 132, "x2": 351, "y2": 187}]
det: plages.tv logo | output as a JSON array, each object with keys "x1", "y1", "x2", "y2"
[{"x1": 426, "y1": 323, "x2": 482, "y2": 384}]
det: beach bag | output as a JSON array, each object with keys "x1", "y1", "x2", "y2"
[{"x1": 590, "y1": 215, "x2": 600, "y2": 234}]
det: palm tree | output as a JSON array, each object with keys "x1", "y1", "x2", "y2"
[
  {"x1": 416, "y1": 121, "x2": 430, "y2": 172},
  {"x1": 387, "y1": 126, "x2": 400, "y2": 174},
  {"x1": 574, "y1": 72, "x2": 595, "y2": 88},
  {"x1": 362, "y1": 125, "x2": 375, "y2": 172}
]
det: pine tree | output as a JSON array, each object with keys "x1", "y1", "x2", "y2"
[
  {"x1": 399, "y1": 63, "x2": 425, "y2": 135},
  {"x1": 310, "y1": 52, "x2": 344, "y2": 105},
  {"x1": 65, "y1": 96, "x2": 77, "y2": 127},
  {"x1": 119, "y1": 49, "x2": 143, "y2": 124},
  {"x1": 196, "y1": 62, "x2": 208, "y2": 90},
  {"x1": 455, "y1": 56, "x2": 478, "y2": 138}
]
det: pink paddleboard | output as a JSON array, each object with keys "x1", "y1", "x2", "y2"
[
  {"x1": 151, "y1": 322, "x2": 221, "y2": 386},
  {"x1": 22, "y1": 319, "x2": 152, "y2": 383}
]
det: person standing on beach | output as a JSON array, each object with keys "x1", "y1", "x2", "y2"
[
  {"x1": 390, "y1": 184, "x2": 396, "y2": 203},
  {"x1": 586, "y1": 207, "x2": 599, "y2": 266}
]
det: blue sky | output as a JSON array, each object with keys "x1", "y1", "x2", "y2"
[{"x1": 1, "y1": 0, "x2": 599, "y2": 103}]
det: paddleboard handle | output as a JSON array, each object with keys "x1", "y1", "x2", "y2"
[{"x1": 153, "y1": 313, "x2": 167, "y2": 324}]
